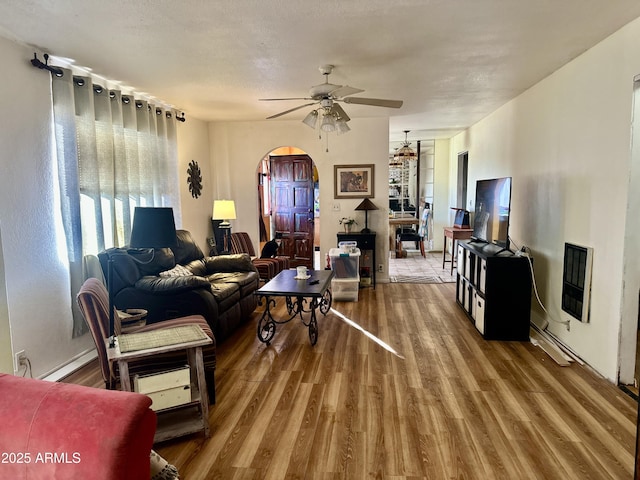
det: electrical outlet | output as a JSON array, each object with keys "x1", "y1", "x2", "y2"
[
  {"x1": 378, "y1": 264, "x2": 384, "y2": 273},
  {"x1": 332, "y1": 203, "x2": 341, "y2": 212},
  {"x1": 14, "y1": 350, "x2": 26, "y2": 372}
]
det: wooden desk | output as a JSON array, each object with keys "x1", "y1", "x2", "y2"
[
  {"x1": 107, "y1": 326, "x2": 212, "y2": 442},
  {"x1": 443, "y1": 227, "x2": 474, "y2": 274}
]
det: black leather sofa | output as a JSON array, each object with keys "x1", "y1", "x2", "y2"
[{"x1": 98, "y1": 230, "x2": 260, "y2": 342}]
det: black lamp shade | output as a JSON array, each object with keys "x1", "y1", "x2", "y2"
[
  {"x1": 355, "y1": 198, "x2": 378, "y2": 211},
  {"x1": 355, "y1": 198, "x2": 378, "y2": 233},
  {"x1": 130, "y1": 207, "x2": 177, "y2": 248}
]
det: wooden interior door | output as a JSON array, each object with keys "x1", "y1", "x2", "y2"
[{"x1": 270, "y1": 155, "x2": 314, "y2": 269}]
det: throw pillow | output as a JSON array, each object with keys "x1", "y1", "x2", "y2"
[
  {"x1": 159, "y1": 264, "x2": 193, "y2": 277},
  {"x1": 150, "y1": 450, "x2": 179, "y2": 480}
]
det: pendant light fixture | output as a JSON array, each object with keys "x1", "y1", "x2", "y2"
[{"x1": 394, "y1": 130, "x2": 417, "y2": 162}]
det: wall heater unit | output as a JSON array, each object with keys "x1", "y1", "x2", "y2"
[{"x1": 561, "y1": 243, "x2": 593, "y2": 322}]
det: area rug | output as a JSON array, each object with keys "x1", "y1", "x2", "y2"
[{"x1": 389, "y1": 251, "x2": 456, "y2": 284}]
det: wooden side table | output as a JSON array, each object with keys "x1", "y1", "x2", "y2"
[
  {"x1": 443, "y1": 227, "x2": 474, "y2": 274},
  {"x1": 107, "y1": 326, "x2": 212, "y2": 442}
]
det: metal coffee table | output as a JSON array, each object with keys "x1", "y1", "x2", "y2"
[{"x1": 255, "y1": 269, "x2": 334, "y2": 346}]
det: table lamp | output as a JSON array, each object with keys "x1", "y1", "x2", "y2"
[
  {"x1": 212, "y1": 199, "x2": 237, "y2": 252},
  {"x1": 108, "y1": 207, "x2": 177, "y2": 348},
  {"x1": 355, "y1": 198, "x2": 378, "y2": 233}
]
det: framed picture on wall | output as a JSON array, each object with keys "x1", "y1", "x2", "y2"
[{"x1": 334, "y1": 164, "x2": 375, "y2": 199}]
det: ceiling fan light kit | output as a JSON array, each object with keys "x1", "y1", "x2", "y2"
[
  {"x1": 302, "y1": 110, "x2": 318, "y2": 128},
  {"x1": 336, "y1": 118, "x2": 350, "y2": 135},
  {"x1": 261, "y1": 64, "x2": 403, "y2": 140},
  {"x1": 321, "y1": 113, "x2": 336, "y2": 132}
]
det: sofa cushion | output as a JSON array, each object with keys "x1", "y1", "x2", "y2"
[
  {"x1": 172, "y1": 230, "x2": 205, "y2": 265},
  {"x1": 135, "y1": 275, "x2": 212, "y2": 293},
  {"x1": 204, "y1": 253, "x2": 256, "y2": 273},
  {"x1": 209, "y1": 281, "x2": 240, "y2": 311},
  {"x1": 99, "y1": 248, "x2": 141, "y2": 291},
  {"x1": 184, "y1": 258, "x2": 207, "y2": 276},
  {"x1": 131, "y1": 248, "x2": 176, "y2": 276},
  {"x1": 207, "y1": 271, "x2": 258, "y2": 288}
]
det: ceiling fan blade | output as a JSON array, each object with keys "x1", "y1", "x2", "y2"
[
  {"x1": 329, "y1": 85, "x2": 364, "y2": 98},
  {"x1": 343, "y1": 97, "x2": 403, "y2": 108},
  {"x1": 266, "y1": 102, "x2": 318, "y2": 119},
  {"x1": 259, "y1": 97, "x2": 312, "y2": 101},
  {"x1": 331, "y1": 103, "x2": 350, "y2": 122}
]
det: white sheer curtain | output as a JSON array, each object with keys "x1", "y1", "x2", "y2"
[{"x1": 51, "y1": 68, "x2": 181, "y2": 337}]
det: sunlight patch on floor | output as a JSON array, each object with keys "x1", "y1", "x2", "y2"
[{"x1": 330, "y1": 307, "x2": 404, "y2": 359}]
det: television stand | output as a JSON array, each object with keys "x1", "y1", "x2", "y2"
[{"x1": 455, "y1": 240, "x2": 531, "y2": 341}]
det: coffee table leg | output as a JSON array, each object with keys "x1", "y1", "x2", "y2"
[
  {"x1": 320, "y1": 289, "x2": 332, "y2": 315},
  {"x1": 257, "y1": 297, "x2": 276, "y2": 345},
  {"x1": 309, "y1": 313, "x2": 318, "y2": 345}
]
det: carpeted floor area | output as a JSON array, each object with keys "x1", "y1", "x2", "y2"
[{"x1": 389, "y1": 250, "x2": 457, "y2": 283}]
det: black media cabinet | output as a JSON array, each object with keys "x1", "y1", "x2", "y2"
[{"x1": 455, "y1": 240, "x2": 531, "y2": 341}]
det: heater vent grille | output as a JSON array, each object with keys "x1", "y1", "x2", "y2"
[{"x1": 561, "y1": 243, "x2": 593, "y2": 322}]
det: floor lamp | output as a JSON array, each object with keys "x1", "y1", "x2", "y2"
[
  {"x1": 108, "y1": 207, "x2": 177, "y2": 348},
  {"x1": 212, "y1": 200, "x2": 237, "y2": 253}
]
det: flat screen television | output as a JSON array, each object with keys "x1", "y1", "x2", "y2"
[{"x1": 471, "y1": 177, "x2": 512, "y2": 250}]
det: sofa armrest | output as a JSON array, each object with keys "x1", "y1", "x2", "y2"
[
  {"x1": 204, "y1": 253, "x2": 258, "y2": 273},
  {"x1": 135, "y1": 275, "x2": 211, "y2": 294}
]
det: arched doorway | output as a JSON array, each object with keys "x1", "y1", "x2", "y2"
[{"x1": 257, "y1": 146, "x2": 319, "y2": 269}]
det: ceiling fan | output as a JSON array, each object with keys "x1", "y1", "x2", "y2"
[{"x1": 260, "y1": 65, "x2": 403, "y2": 134}]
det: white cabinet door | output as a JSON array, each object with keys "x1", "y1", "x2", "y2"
[
  {"x1": 473, "y1": 291, "x2": 486, "y2": 334},
  {"x1": 457, "y1": 244, "x2": 465, "y2": 275},
  {"x1": 478, "y1": 258, "x2": 487, "y2": 293},
  {"x1": 464, "y1": 249, "x2": 472, "y2": 280},
  {"x1": 457, "y1": 278, "x2": 467, "y2": 307}
]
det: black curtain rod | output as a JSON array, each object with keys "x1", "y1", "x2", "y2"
[
  {"x1": 30, "y1": 53, "x2": 63, "y2": 77},
  {"x1": 29, "y1": 52, "x2": 186, "y2": 122}
]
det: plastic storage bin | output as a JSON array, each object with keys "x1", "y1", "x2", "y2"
[
  {"x1": 331, "y1": 277, "x2": 360, "y2": 302},
  {"x1": 338, "y1": 241, "x2": 358, "y2": 253},
  {"x1": 329, "y1": 247, "x2": 360, "y2": 279}
]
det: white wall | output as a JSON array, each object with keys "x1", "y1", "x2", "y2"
[
  {"x1": 450, "y1": 17, "x2": 640, "y2": 381},
  {"x1": 209, "y1": 117, "x2": 391, "y2": 280},
  {"x1": 0, "y1": 224, "x2": 12, "y2": 374},
  {"x1": 176, "y1": 118, "x2": 213, "y2": 253},
  {"x1": 432, "y1": 139, "x2": 451, "y2": 251},
  {"x1": 0, "y1": 36, "x2": 94, "y2": 377}
]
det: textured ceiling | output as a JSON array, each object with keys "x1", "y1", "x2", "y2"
[{"x1": 2, "y1": 0, "x2": 640, "y2": 145}]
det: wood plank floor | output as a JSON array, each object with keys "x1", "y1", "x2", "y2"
[{"x1": 64, "y1": 283, "x2": 638, "y2": 479}]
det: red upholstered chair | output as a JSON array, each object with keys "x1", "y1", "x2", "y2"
[
  {"x1": 230, "y1": 232, "x2": 289, "y2": 281},
  {"x1": 0, "y1": 373, "x2": 156, "y2": 480},
  {"x1": 77, "y1": 277, "x2": 217, "y2": 403}
]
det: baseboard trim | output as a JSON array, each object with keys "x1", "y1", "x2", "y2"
[{"x1": 40, "y1": 349, "x2": 98, "y2": 382}]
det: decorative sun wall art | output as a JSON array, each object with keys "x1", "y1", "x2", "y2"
[{"x1": 187, "y1": 160, "x2": 203, "y2": 198}]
